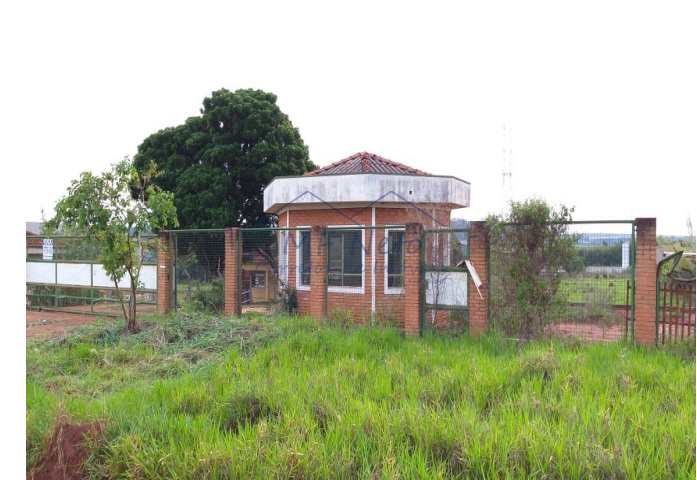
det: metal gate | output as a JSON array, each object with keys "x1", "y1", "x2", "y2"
[
  {"x1": 488, "y1": 221, "x2": 636, "y2": 342},
  {"x1": 656, "y1": 251, "x2": 696, "y2": 344},
  {"x1": 420, "y1": 228, "x2": 470, "y2": 333}
]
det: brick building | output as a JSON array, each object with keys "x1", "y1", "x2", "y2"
[{"x1": 262, "y1": 152, "x2": 470, "y2": 324}]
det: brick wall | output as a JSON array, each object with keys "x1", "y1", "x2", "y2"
[
  {"x1": 281, "y1": 205, "x2": 451, "y2": 330},
  {"x1": 157, "y1": 232, "x2": 172, "y2": 314},
  {"x1": 224, "y1": 227, "x2": 241, "y2": 316},
  {"x1": 309, "y1": 225, "x2": 327, "y2": 320},
  {"x1": 634, "y1": 218, "x2": 657, "y2": 345},
  {"x1": 467, "y1": 221, "x2": 489, "y2": 336},
  {"x1": 403, "y1": 223, "x2": 423, "y2": 335}
]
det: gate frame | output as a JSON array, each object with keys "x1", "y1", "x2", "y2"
[
  {"x1": 419, "y1": 227, "x2": 470, "y2": 334},
  {"x1": 485, "y1": 219, "x2": 637, "y2": 342}
]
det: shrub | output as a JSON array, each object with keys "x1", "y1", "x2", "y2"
[
  {"x1": 488, "y1": 198, "x2": 576, "y2": 340},
  {"x1": 190, "y1": 278, "x2": 224, "y2": 313},
  {"x1": 281, "y1": 286, "x2": 298, "y2": 314}
]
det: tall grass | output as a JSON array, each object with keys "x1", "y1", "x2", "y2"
[{"x1": 27, "y1": 313, "x2": 695, "y2": 479}]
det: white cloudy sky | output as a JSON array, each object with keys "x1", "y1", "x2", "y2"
[{"x1": 4, "y1": 1, "x2": 695, "y2": 234}]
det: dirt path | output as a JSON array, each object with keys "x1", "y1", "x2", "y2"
[{"x1": 26, "y1": 310, "x2": 104, "y2": 339}]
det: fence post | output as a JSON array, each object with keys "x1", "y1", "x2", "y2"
[
  {"x1": 309, "y1": 225, "x2": 327, "y2": 321},
  {"x1": 468, "y1": 221, "x2": 489, "y2": 336},
  {"x1": 634, "y1": 218, "x2": 657, "y2": 345},
  {"x1": 403, "y1": 223, "x2": 423, "y2": 335},
  {"x1": 157, "y1": 231, "x2": 173, "y2": 315},
  {"x1": 224, "y1": 227, "x2": 242, "y2": 316}
]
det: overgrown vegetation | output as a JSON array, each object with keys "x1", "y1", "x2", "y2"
[
  {"x1": 488, "y1": 199, "x2": 577, "y2": 339},
  {"x1": 27, "y1": 314, "x2": 695, "y2": 478}
]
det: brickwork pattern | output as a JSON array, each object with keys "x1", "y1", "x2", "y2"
[
  {"x1": 467, "y1": 221, "x2": 489, "y2": 336},
  {"x1": 403, "y1": 223, "x2": 423, "y2": 335},
  {"x1": 282, "y1": 206, "x2": 450, "y2": 331},
  {"x1": 157, "y1": 232, "x2": 172, "y2": 314},
  {"x1": 634, "y1": 218, "x2": 657, "y2": 345},
  {"x1": 224, "y1": 228, "x2": 241, "y2": 316},
  {"x1": 309, "y1": 226, "x2": 327, "y2": 320}
]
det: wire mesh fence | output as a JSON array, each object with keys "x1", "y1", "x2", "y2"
[
  {"x1": 240, "y1": 228, "x2": 291, "y2": 314},
  {"x1": 26, "y1": 235, "x2": 158, "y2": 317},
  {"x1": 171, "y1": 230, "x2": 226, "y2": 313},
  {"x1": 422, "y1": 228, "x2": 470, "y2": 333},
  {"x1": 489, "y1": 221, "x2": 635, "y2": 342}
]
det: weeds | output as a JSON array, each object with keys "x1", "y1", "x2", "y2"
[{"x1": 27, "y1": 315, "x2": 696, "y2": 478}]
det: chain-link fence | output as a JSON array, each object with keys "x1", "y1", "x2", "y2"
[
  {"x1": 240, "y1": 228, "x2": 295, "y2": 314},
  {"x1": 489, "y1": 221, "x2": 635, "y2": 342},
  {"x1": 26, "y1": 235, "x2": 158, "y2": 316},
  {"x1": 170, "y1": 230, "x2": 226, "y2": 313}
]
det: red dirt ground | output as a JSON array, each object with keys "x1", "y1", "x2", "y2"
[
  {"x1": 26, "y1": 310, "x2": 104, "y2": 339},
  {"x1": 29, "y1": 421, "x2": 102, "y2": 480},
  {"x1": 547, "y1": 322, "x2": 625, "y2": 342}
]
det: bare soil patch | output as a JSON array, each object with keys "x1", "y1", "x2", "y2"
[
  {"x1": 26, "y1": 310, "x2": 100, "y2": 339},
  {"x1": 29, "y1": 421, "x2": 102, "y2": 480}
]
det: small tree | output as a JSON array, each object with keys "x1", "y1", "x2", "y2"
[
  {"x1": 47, "y1": 159, "x2": 178, "y2": 332},
  {"x1": 487, "y1": 199, "x2": 576, "y2": 340}
]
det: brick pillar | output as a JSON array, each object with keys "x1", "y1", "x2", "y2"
[
  {"x1": 467, "y1": 221, "x2": 489, "y2": 336},
  {"x1": 309, "y1": 225, "x2": 327, "y2": 321},
  {"x1": 634, "y1": 218, "x2": 657, "y2": 345},
  {"x1": 403, "y1": 223, "x2": 423, "y2": 335},
  {"x1": 157, "y1": 232, "x2": 173, "y2": 314},
  {"x1": 224, "y1": 227, "x2": 241, "y2": 316}
]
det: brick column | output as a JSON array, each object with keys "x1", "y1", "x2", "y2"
[
  {"x1": 634, "y1": 218, "x2": 657, "y2": 345},
  {"x1": 467, "y1": 221, "x2": 489, "y2": 336},
  {"x1": 157, "y1": 232, "x2": 173, "y2": 314},
  {"x1": 224, "y1": 227, "x2": 241, "y2": 316},
  {"x1": 403, "y1": 223, "x2": 423, "y2": 335},
  {"x1": 309, "y1": 226, "x2": 327, "y2": 321}
]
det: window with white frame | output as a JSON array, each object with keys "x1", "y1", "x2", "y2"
[
  {"x1": 385, "y1": 229, "x2": 405, "y2": 291},
  {"x1": 296, "y1": 229, "x2": 311, "y2": 288},
  {"x1": 327, "y1": 229, "x2": 363, "y2": 288}
]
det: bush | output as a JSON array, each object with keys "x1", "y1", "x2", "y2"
[
  {"x1": 190, "y1": 278, "x2": 224, "y2": 313},
  {"x1": 488, "y1": 198, "x2": 576, "y2": 340},
  {"x1": 281, "y1": 287, "x2": 298, "y2": 314}
]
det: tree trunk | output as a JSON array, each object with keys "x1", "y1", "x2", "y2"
[
  {"x1": 113, "y1": 280, "x2": 130, "y2": 324},
  {"x1": 126, "y1": 282, "x2": 140, "y2": 333}
]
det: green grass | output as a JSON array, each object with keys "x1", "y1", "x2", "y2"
[
  {"x1": 27, "y1": 313, "x2": 695, "y2": 479},
  {"x1": 560, "y1": 276, "x2": 631, "y2": 305}
]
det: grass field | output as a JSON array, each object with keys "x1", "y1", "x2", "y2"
[
  {"x1": 27, "y1": 313, "x2": 695, "y2": 479},
  {"x1": 559, "y1": 276, "x2": 631, "y2": 305}
]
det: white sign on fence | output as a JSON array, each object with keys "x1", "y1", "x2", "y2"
[
  {"x1": 42, "y1": 239, "x2": 53, "y2": 260},
  {"x1": 465, "y1": 259, "x2": 483, "y2": 300}
]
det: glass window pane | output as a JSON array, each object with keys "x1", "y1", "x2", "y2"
[
  {"x1": 343, "y1": 231, "x2": 362, "y2": 275},
  {"x1": 300, "y1": 230, "x2": 311, "y2": 286}
]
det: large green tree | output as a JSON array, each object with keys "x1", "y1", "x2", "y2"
[{"x1": 134, "y1": 88, "x2": 316, "y2": 228}]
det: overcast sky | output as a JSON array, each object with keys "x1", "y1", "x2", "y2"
[{"x1": 5, "y1": 1, "x2": 695, "y2": 234}]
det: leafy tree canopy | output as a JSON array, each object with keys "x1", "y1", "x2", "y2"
[{"x1": 133, "y1": 88, "x2": 316, "y2": 228}]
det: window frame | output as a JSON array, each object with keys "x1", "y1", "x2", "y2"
[
  {"x1": 384, "y1": 227, "x2": 406, "y2": 294},
  {"x1": 295, "y1": 226, "x2": 311, "y2": 291},
  {"x1": 327, "y1": 225, "x2": 365, "y2": 294}
]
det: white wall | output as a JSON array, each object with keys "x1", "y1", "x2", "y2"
[{"x1": 26, "y1": 261, "x2": 157, "y2": 290}]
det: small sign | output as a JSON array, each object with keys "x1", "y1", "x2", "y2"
[
  {"x1": 464, "y1": 259, "x2": 483, "y2": 299},
  {"x1": 42, "y1": 239, "x2": 54, "y2": 260}
]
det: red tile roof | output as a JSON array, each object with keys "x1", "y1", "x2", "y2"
[{"x1": 304, "y1": 152, "x2": 430, "y2": 176}]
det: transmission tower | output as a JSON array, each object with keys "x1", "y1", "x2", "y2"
[{"x1": 501, "y1": 123, "x2": 514, "y2": 213}]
